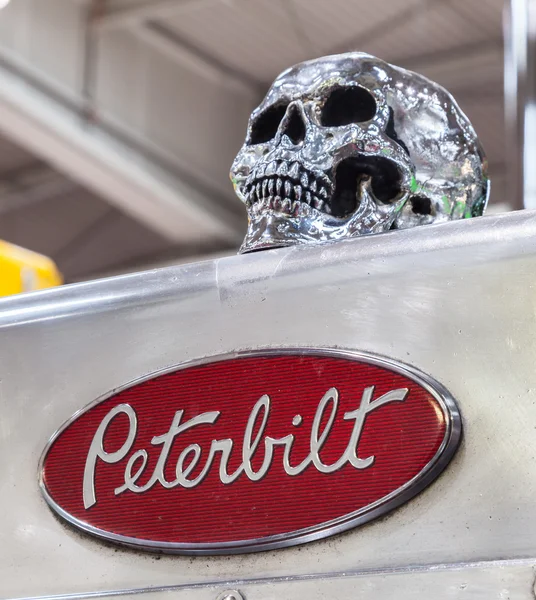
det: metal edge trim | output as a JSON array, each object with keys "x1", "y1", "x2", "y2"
[
  {"x1": 38, "y1": 346, "x2": 462, "y2": 555},
  {"x1": 16, "y1": 557, "x2": 536, "y2": 600}
]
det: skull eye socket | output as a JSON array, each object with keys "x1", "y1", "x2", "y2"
[
  {"x1": 321, "y1": 87, "x2": 376, "y2": 127},
  {"x1": 248, "y1": 103, "x2": 289, "y2": 144}
]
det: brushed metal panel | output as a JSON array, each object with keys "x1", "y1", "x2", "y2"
[
  {"x1": 16, "y1": 559, "x2": 536, "y2": 600},
  {"x1": 2, "y1": 210, "x2": 536, "y2": 598}
]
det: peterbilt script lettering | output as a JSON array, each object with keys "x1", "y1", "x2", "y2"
[
  {"x1": 83, "y1": 386, "x2": 408, "y2": 509},
  {"x1": 40, "y1": 352, "x2": 460, "y2": 554}
]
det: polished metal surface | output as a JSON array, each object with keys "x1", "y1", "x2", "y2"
[
  {"x1": 3, "y1": 209, "x2": 536, "y2": 598},
  {"x1": 17, "y1": 559, "x2": 536, "y2": 600},
  {"x1": 231, "y1": 52, "x2": 489, "y2": 253},
  {"x1": 38, "y1": 349, "x2": 461, "y2": 555}
]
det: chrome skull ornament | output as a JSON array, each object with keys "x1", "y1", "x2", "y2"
[{"x1": 231, "y1": 52, "x2": 489, "y2": 253}]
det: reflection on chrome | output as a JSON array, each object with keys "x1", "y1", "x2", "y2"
[{"x1": 231, "y1": 52, "x2": 489, "y2": 253}]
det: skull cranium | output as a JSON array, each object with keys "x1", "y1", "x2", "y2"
[{"x1": 230, "y1": 52, "x2": 489, "y2": 253}]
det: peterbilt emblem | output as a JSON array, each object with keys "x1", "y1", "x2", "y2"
[
  {"x1": 40, "y1": 350, "x2": 461, "y2": 554},
  {"x1": 231, "y1": 52, "x2": 489, "y2": 253}
]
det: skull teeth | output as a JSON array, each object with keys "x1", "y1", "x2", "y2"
[
  {"x1": 284, "y1": 180, "x2": 292, "y2": 198},
  {"x1": 266, "y1": 161, "x2": 277, "y2": 177},
  {"x1": 245, "y1": 160, "x2": 334, "y2": 216},
  {"x1": 289, "y1": 162, "x2": 300, "y2": 179},
  {"x1": 250, "y1": 193, "x2": 308, "y2": 216}
]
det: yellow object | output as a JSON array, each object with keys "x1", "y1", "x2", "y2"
[{"x1": 0, "y1": 240, "x2": 63, "y2": 297}]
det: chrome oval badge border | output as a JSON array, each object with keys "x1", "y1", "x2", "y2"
[{"x1": 38, "y1": 348, "x2": 462, "y2": 555}]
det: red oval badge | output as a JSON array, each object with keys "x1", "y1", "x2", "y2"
[{"x1": 40, "y1": 349, "x2": 461, "y2": 554}]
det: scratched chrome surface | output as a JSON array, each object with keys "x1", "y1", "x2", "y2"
[
  {"x1": 231, "y1": 52, "x2": 489, "y2": 253},
  {"x1": 3, "y1": 210, "x2": 536, "y2": 599}
]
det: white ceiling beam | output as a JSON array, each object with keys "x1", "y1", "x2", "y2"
[
  {"x1": 0, "y1": 165, "x2": 78, "y2": 215},
  {"x1": 0, "y1": 59, "x2": 244, "y2": 246},
  {"x1": 134, "y1": 21, "x2": 262, "y2": 95},
  {"x1": 94, "y1": 0, "x2": 261, "y2": 96},
  {"x1": 399, "y1": 38, "x2": 503, "y2": 70},
  {"x1": 96, "y1": 0, "x2": 218, "y2": 31}
]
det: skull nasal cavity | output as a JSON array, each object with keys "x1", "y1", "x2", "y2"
[
  {"x1": 282, "y1": 106, "x2": 306, "y2": 144},
  {"x1": 249, "y1": 103, "x2": 289, "y2": 144}
]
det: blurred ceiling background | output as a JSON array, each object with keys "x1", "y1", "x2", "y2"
[{"x1": 0, "y1": 0, "x2": 507, "y2": 281}]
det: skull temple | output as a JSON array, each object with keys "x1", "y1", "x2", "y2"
[{"x1": 230, "y1": 52, "x2": 489, "y2": 253}]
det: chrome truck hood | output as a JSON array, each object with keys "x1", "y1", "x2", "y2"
[{"x1": 3, "y1": 210, "x2": 536, "y2": 599}]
